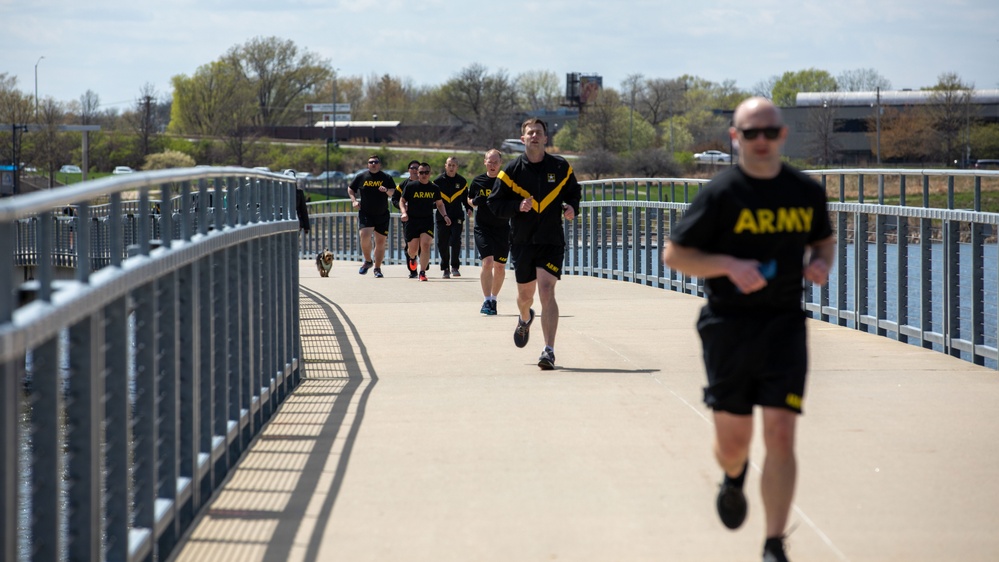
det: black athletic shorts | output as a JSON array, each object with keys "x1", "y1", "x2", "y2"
[
  {"x1": 696, "y1": 306, "x2": 807, "y2": 415},
  {"x1": 405, "y1": 216, "x2": 435, "y2": 242},
  {"x1": 358, "y1": 211, "x2": 390, "y2": 236},
  {"x1": 474, "y1": 224, "x2": 510, "y2": 263},
  {"x1": 510, "y1": 243, "x2": 564, "y2": 283}
]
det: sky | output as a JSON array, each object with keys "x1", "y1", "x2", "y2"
[{"x1": 2, "y1": 0, "x2": 998, "y2": 112}]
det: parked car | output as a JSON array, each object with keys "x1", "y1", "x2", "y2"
[
  {"x1": 59, "y1": 165, "x2": 83, "y2": 174},
  {"x1": 693, "y1": 150, "x2": 731, "y2": 164},
  {"x1": 112, "y1": 166, "x2": 135, "y2": 174},
  {"x1": 501, "y1": 138, "x2": 526, "y2": 153},
  {"x1": 974, "y1": 159, "x2": 999, "y2": 169},
  {"x1": 314, "y1": 170, "x2": 346, "y2": 184}
]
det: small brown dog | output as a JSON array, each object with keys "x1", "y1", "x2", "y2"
[{"x1": 316, "y1": 249, "x2": 334, "y2": 277}]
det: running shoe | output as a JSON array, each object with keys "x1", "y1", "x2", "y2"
[
  {"x1": 419, "y1": 271, "x2": 428, "y2": 282},
  {"x1": 358, "y1": 261, "x2": 373, "y2": 275},
  {"x1": 488, "y1": 300, "x2": 497, "y2": 316},
  {"x1": 442, "y1": 269, "x2": 451, "y2": 279},
  {"x1": 480, "y1": 300, "x2": 491, "y2": 315},
  {"x1": 538, "y1": 349, "x2": 555, "y2": 370},
  {"x1": 407, "y1": 255, "x2": 418, "y2": 272},
  {"x1": 716, "y1": 481, "x2": 748, "y2": 530},
  {"x1": 762, "y1": 537, "x2": 789, "y2": 562},
  {"x1": 513, "y1": 308, "x2": 535, "y2": 348},
  {"x1": 451, "y1": 269, "x2": 461, "y2": 277},
  {"x1": 409, "y1": 269, "x2": 418, "y2": 279},
  {"x1": 373, "y1": 268, "x2": 384, "y2": 278}
]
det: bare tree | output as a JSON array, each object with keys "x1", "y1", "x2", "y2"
[
  {"x1": 806, "y1": 96, "x2": 842, "y2": 165},
  {"x1": 751, "y1": 75, "x2": 779, "y2": 99},
  {"x1": 926, "y1": 73, "x2": 975, "y2": 166},
  {"x1": 870, "y1": 105, "x2": 934, "y2": 162},
  {"x1": 79, "y1": 90, "x2": 101, "y2": 125},
  {"x1": 837, "y1": 68, "x2": 891, "y2": 92},
  {"x1": 577, "y1": 148, "x2": 620, "y2": 180},
  {"x1": 132, "y1": 83, "x2": 158, "y2": 157},
  {"x1": 624, "y1": 147, "x2": 678, "y2": 178},
  {"x1": 35, "y1": 98, "x2": 73, "y2": 184},
  {"x1": 434, "y1": 63, "x2": 520, "y2": 148},
  {"x1": 638, "y1": 78, "x2": 688, "y2": 147}
]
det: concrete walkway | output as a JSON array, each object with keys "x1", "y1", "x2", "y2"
[{"x1": 169, "y1": 260, "x2": 999, "y2": 562}]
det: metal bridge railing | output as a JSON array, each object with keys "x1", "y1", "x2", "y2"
[
  {"x1": 302, "y1": 171, "x2": 999, "y2": 369},
  {"x1": 1, "y1": 167, "x2": 303, "y2": 562}
]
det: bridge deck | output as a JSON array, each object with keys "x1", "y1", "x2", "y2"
[{"x1": 170, "y1": 260, "x2": 999, "y2": 562}]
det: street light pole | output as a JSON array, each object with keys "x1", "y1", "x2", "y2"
[{"x1": 34, "y1": 56, "x2": 45, "y2": 120}]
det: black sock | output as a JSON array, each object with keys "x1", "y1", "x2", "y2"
[
  {"x1": 724, "y1": 460, "x2": 748, "y2": 489},
  {"x1": 764, "y1": 536, "x2": 784, "y2": 553}
]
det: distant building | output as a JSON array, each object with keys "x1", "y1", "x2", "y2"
[{"x1": 781, "y1": 89, "x2": 999, "y2": 165}]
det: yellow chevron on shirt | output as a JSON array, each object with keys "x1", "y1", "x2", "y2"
[
  {"x1": 441, "y1": 187, "x2": 466, "y2": 203},
  {"x1": 497, "y1": 166, "x2": 573, "y2": 214}
]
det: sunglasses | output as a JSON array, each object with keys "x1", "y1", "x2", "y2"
[
  {"x1": 408, "y1": 165, "x2": 419, "y2": 170},
  {"x1": 368, "y1": 160, "x2": 380, "y2": 164},
  {"x1": 739, "y1": 127, "x2": 782, "y2": 140},
  {"x1": 417, "y1": 170, "x2": 430, "y2": 175}
]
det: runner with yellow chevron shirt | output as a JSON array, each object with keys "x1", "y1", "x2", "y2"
[
  {"x1": 433, "y1": 156, "x2": 472, "y2": 278},
  {"x1": 487, "y1": 118, "x2": 581, "y2": 370}
]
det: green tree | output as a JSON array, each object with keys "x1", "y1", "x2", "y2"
[
  {"x1": 771, "y1": 68, "x2": 838, "y2": 107},
  {"x1": 578, "y1": 89, "x2": 655, "y2": 153},
  {"x1": 143, "y1": 149, "x2": 196, "y2": 170},
  {"x1": 516, "y1": 70, "x2": 562, "y2": 113},
  {"x1": 970, "y1": 123, "x2": 999, "y2": 159},
  {"x1": 362, "y1": 73, "x2": 418, "y2": 122},
  {"x1": 552, "y1": 120, "x2": 579, "y2": 152},
  {"x1": 226, "y1": 36, "x2": 333, "y2": 127},
  {"x1": 170, "y1": 61, "x2": 259, "y2": 165}
]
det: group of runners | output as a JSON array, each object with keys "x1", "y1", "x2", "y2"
[
  {"x1": 344, "y1": 99, "x2": 834, "y2": 561},
  {"x1": 347, "y1": 117, "x2": 581, "y2": 371}
]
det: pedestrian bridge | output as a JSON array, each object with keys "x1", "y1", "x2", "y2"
[
  {"x1": 2, "y1": 168, "x2": 999, "y2": 561},
  {"x1": 172, "y1": 260, "x2": 999, "y2": 562}
]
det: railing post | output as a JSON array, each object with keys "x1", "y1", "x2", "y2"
[{"x1": 66, "y1": 313, "x2": 103, "y2": 562}]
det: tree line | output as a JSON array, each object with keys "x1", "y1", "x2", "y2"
[{"x1": 2, "y1": 35, "x2": 995, "y2": 186}]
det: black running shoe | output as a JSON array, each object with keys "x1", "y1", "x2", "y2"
[
  {"x1": 358, "y1": 260, "x2": 373, "y2": 275},
  {"x1": 538, "y1": 349, "x2": 555, "y2": 370},
  {"x1": 716, "y1": 482, "x2": 748, "y2": 530},
  {"x1": 451, "y1": 268, "x2": 461, "y2": 277},
  {"x1": 513, "y1": 309, "x2": 535, "y2": 348},
  {"x1": 409, "y1": 269, "x2": 418, "y2": 279},
  {"x1": 762, "y1": 537, "x2": 789, "y2": 562},
  {"x1": 442, "y1": 269, "x2": 450, "y2": 279},
  {"x1": 373, "y1": 268, "x2": 384, "y2": 278},
  {"x1": 480, "y1": 300, "x2": 491, "y2": 315},
  {"x1": 488, "y1": 300, "x2": 497, "y2": 316},
  {"x1": 407, "y1": 255, "x2": 418, "y2": 272}
]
